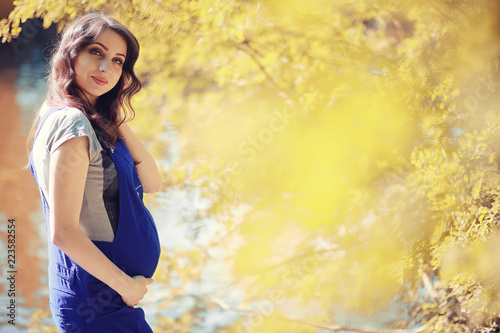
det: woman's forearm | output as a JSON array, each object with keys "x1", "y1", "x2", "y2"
[{"x1": 118, "y1": 123, "x2": 162, "y2": 193}]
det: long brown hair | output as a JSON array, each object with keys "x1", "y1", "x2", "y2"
[{"x1": 27, "y1": 12, "x2": 141, "y2": 151}]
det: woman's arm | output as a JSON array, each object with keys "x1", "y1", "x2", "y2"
[
  {"x1": 49, "y1": 136, "x2": 152, "y2": 306},
  {"x1": 117, "y1": 122, "x2": 162, "y2": 193}
]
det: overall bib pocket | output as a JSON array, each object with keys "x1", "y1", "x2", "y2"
[{"x1": 49, "y1": 263, "x2": 77, "y2": 296}]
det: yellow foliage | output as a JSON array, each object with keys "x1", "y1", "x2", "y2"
[{"x1": 5, "y1": 0, "x2": 500, "y2": 330}]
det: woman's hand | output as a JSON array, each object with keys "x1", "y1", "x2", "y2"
[
  {"x1": 117, "y1": 122, "x2": 162, "y2": 193},
  {"x1": 120, "y1": 275, "x2": 154, "y2": 307}
]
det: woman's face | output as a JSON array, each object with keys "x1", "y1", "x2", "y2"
[{"x1": 74, "y1": 28, "x2": 127, "y2": 105}]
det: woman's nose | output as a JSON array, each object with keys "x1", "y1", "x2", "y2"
[{"x1": 99, "y1": 59, "x2": 111, "y2": 72}]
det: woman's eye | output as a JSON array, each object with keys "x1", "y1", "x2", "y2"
[
  {"x1": 89, "y1": 48, "x2": 102, "y2": 56},
  {"x1": 113, "y1": 58, "x2": 124, "y2": 65}
]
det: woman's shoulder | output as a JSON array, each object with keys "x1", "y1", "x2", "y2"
[
  {"x1": 41, "y1": 105, "x2": 90, "y2": 125},
  {"x1": 37, "y1": 105, "x2": 100, "y2": 157},
  {"x1": 38, "y1": 104, "x2": 96, "y2": 143}
]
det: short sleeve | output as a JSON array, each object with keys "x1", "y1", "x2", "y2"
[{"x1": 44, "y1": 107, "x2": 101, "y2": 164}]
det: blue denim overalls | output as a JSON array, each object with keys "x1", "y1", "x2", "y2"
[{"x1": 29, "y1": 107, "x2": 161, "y2": 332}]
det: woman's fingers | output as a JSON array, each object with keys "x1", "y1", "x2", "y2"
[
  {"x1": 133, "y1": 275, "x2": 154, "y2": 286},
  {"x1": 120, "y1": 275, "x2": 154, "y2": 307},
  {"x1": 122, "y1": 296, "x2": 135, "y2": 307}
]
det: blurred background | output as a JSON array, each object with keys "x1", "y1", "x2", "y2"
[{"x1": 2, "y1": 0, "x2": 500, "y2": 332}]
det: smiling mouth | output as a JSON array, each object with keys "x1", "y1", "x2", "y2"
[{"x1": 91, "y1": 76, "x2": 108, "y2": 86}]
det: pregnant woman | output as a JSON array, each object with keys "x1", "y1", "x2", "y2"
[{"x1": 28, "y1": 12, "x2": 161, "y2": 332}]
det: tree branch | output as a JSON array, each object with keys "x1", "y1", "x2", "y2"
[{"x1": 232, "y1": 38, "x2": 298, "y2": 106}]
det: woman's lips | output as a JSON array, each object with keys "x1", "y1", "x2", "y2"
[{"x1": 91, "y1": 76, "x2": 108, "y2": 86}]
